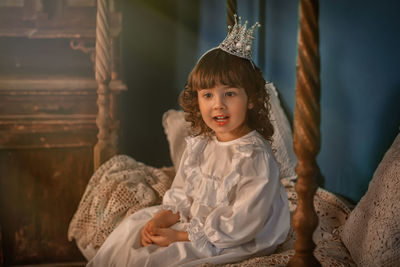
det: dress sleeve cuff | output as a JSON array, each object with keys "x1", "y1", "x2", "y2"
[
  {"x1": 187, "y1": 217, "x2": 221, "y2": 256},
  {"x1": 161, "y1": 204, "x2": 189, "y2": 223}
]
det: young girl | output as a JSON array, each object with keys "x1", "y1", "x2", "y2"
[{"x1": 87, "y1": 17, "x2": 290, "y2": 267}]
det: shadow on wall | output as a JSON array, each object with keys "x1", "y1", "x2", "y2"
[
  {"x1": 320, "y1": 54, "x2": 400, "y2": 203},
  {"x1": 119, "y1": 0, "x2": 200, "y2": 167},
  {"x1": 372, "y1": 84, "x2": 400, "y2": 170},
  {"x1": 319, "y1": 43, "x2": 359, "y2": 203},
  {"x1": 317, "y1": 0, "x2": 400, "y2": 202}
]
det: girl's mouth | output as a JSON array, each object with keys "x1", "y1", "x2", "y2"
[{"x1": 213, "y1": 116, "x2": 229, "y2": 126}]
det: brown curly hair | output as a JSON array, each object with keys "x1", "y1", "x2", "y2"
[{"x1": 179, "y1": 48, "x2": 274, "y2": 142}]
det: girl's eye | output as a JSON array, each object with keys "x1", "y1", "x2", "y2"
[
  {"x1": 225, "y1": 91, "x2": 235, "y2": 97},
  {"x1": 203, "y1": 93, "x2": 212, "y2": 98}
]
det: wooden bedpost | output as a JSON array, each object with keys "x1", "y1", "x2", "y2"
[
  {"x1": 94, "y1": 0, "x2": 116, "y2": 170},
  {"x1": 226, "y1": 0, "x2": 237, "y2": 29},
  {"x1": 287, "y1": 0, "x2": 321, "y2": 266}
]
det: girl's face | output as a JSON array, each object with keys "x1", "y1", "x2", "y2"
[{"x1": 197, "y1": 84, "x2": 253, "y2": 142}]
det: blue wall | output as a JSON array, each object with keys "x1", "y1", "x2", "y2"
[{"x1": 318, "y1": 1, "x2": 400, "y2": 202}]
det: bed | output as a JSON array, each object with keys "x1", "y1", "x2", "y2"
[{"x1": 68, "y1": 0, "x2": 400, "y2": 266}]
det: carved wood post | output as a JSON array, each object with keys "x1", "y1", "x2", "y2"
[
  {"x1": 287, "y1": 0, "x2": 321, "y2": 266},
  {"x1": 258, "y1": 0, "x2": 266, "y2": 71},
  {"x1": 226, "y1": 0, "x2": 237, "y2": 29},
  {"x1": 0, "y1": 224, "x2": 2, "y2": 266},
  {"x1": 94, "y1": 0, "x2": 116, "y2": 170}
]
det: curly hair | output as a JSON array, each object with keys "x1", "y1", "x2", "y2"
[{"x1": 179, "y1": 48, "x2": 274, "y2": 142}]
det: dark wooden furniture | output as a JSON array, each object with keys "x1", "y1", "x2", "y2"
[{"x1": 0, "y1": 0, "x2": 125, "y2": 265}]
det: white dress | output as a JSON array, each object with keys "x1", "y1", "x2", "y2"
[{"x1": 87, "y1": 131, "x2": 290, "y2": 267}]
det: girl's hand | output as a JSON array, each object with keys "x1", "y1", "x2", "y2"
[
  {"x1": 140, "y1": 225, "x2": 153, "y2": 247},
  {"x1": 149, "y1": 228, "x2": 189, "y2": 247},
  {"x1": 145, "y1": 218, "x2": 163, "y2": 235},
  {"x1": 149, "y1": 209, "x2": 180, "y2": 232},
  {"x1": 140, "y1": 210, "x2": 182, "y2": 247},
  {"x1": 140, "y1": 218, "x2": 166, "y2": 247}
]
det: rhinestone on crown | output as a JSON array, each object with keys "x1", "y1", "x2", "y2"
[{"x1": 218, "y1": 15, "x2": 260, "y2": 61}]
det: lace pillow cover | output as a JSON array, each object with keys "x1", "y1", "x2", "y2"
[{"x1": 341, "y1": 133, "x2": 400, "y2": 266}]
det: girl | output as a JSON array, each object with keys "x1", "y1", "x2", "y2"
[{"x1": 87, "y1": 17, "x2": 290, "y2": 267}]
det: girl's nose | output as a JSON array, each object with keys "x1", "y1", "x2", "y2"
[{"x1": 213, "y1": 96, "x2": 226, "y2": 110}]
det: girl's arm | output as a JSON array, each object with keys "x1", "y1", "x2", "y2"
[{"x1": 161, "y1": 147, "x2": 192, "y2": 223}]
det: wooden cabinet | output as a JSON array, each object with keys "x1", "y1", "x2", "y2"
[{"x1": 0, "y1": 0, "x2": 125, "y2": 265}]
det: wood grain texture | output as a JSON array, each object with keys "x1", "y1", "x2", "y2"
[
  {"x1": 226, "y1": 0, "x2": 237, "y2": 29},
  {"x1": 0, "y1": 149, "x2": 91, "y2": 264},
  {"x1": 287, "y1": 0, "x2": 321, "y2": 266},
  {"x1": 94, "y1": 0, "x2": 116, "y2": 170}
]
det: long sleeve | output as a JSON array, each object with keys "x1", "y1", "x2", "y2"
[
  {"x1": 187, "y1": 149, "x2": 283, "y2": 255},
  {"x1": 162, "y1": 148, "x2": 192, "y2": 222}
]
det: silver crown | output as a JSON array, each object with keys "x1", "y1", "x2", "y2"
[{"x1": 218, "y1": 15, "x2": 260, "y2": 61}]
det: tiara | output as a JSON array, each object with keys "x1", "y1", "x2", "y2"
[{"x1": 218, "y1": 15, "x2": 260, "y2": 61}]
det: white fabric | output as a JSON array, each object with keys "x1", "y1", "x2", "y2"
[
  {"x1": 265, "y1": 82, "x2": 297, "y2": 180},
  {"x1": 87, "y1": 131, "x2": 290, "y2": 267},
  {"x1": 162, "y1": 109, "x2": 191, "y2": 170}
]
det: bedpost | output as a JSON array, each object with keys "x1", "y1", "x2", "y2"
[
  {"x1": 287, "y1": 0, "x2": 321, "y2": 266},
  {"x1": 94, "y1": 0, "x2": 116, "y2": 170},
  {"x1": 226, "y1": 0, "x2": 237, "y2": 29}
]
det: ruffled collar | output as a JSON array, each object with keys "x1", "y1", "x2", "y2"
[{"x1": 211, "y1": 130, "x2": 258, "y2": 146}]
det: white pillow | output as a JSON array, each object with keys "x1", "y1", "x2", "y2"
[
  {"x1": 162, "y1": 83, "x2": 297, "y2": 180},
  {"x1": 341, "y1": 132, "x2": 400, "y2": 266},
  {"x1": 266, "y1": 82, "x2": 297, "y2": 180},
  {"x1": 162, "y1": 109, "x2": 191, "y2": 170}
]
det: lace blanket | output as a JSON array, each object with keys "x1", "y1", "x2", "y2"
[
  {"x1": 68, "y1": 155, "x2": 356, "y2": 266},
  {"x1": 68, "y1": 155, "x2": 173, "y2": 249}
]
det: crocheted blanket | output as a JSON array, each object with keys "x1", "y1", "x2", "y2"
[
  {"x1": 68, "y1": 155, "x2": 356, "y2": 266},
  {"x1": 68, "y1": 155, "x2": 173, "y2": 249}
]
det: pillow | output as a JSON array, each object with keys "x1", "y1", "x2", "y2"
[
  {"x1": 162, "y1": 82, "x2": 297, "y2": 180},
  {"x1": 341, "y1": 132, "x2": 400, "y2": 266},
  {"x1": 266, "y1": 82, "x2": 297, "y2": 180},
  {"x1": 162, "y1": 109, "x2": 191, "y2": 170}
]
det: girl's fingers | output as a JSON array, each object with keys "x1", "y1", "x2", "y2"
[
  {"x1": 142, "y1": 238, "x2": 152, "y2": 246},
  {"x1": 141, "y1": 227, "x2": 153, "y2": 246},
  {"x1": 147, "y1": 222, "x2": 156, "y2": 235},
  {"x1": 142, "y1": 240, "x2": 152, "y2": 247},
  {"x1": 151, "y1": 227, "x2": 159, "y2": 235},
  {"x1": 144, "y1": 230, "x2": 152, "y2": 241},
  {"x1": 143, "y1": 235, "x2": 151, "y2": 244},
  {"x1": 152, "y1": 227, "x2": 164, "y2": 236},
  {"x1": 149, "y1": 235, "x2": 163, "y2": 245},
  {"x1": 148, "y1": 235, "x2": 157, "y2": 245}
]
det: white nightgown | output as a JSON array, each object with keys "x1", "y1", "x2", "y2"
[{"x1": 87, "y1": 130, "x2": 290, "y2": 267}]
